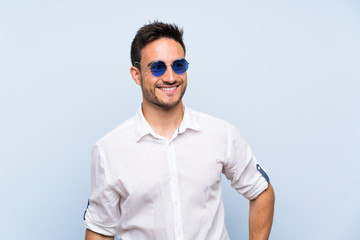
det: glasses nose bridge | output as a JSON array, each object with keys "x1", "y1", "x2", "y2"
[{"x1": 165, "y1": 62, "x2": 174, "y2": 70}]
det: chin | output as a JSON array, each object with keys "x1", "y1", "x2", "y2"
[{"x1": 156, "y1": 100, "x2": 182, "y2": 110}]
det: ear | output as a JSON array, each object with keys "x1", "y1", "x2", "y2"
[{"x1": 130, "y1": 66, "x2": 141, "y2": 86}]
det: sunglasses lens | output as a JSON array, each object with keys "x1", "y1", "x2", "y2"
[
  {"x1": 150, "y1": 61, "x2": 166, "y2": 77},
  {"x1": 172, "y1": 59, "x2": 188, "y2": 74}
]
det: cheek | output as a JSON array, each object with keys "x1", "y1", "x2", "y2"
[{"x1": 141, "y1": 77, "x2": 157, "y2": 91}]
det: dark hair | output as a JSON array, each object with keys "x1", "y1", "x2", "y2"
[{"x1": 130, "y1": 21, "x2": 186, "y2": 67}]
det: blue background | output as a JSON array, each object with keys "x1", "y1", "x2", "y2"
[{"x1": 1, "y1": 0, "x2": 359, "y2": 239}]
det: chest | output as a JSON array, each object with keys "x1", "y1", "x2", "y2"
[{"x1": 106, "y1": 135, "x2": 226, "y2": 201}]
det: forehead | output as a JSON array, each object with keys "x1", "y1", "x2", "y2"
[{"x1": 140, "y1": 38, "x2": 185, "y2": 63}]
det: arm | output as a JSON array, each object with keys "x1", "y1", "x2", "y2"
[
  {"x1": 85, "y1": 229, "x2": 114, "y2": 240},
  {"x1": 249, "y1": 182, "x2": 275, "y2": 240}
]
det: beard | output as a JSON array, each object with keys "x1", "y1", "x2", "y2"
[{"x1": 140, "y1": 77, "x2": 187, "y2": 110}]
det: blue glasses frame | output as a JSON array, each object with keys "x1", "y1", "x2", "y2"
[{"x1": 135, "y1": 58, "x2": 189, "y2": 77}]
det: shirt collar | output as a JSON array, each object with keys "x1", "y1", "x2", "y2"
[{"x1": 134, "y1": 103, "x2": 202, "y2": 142}]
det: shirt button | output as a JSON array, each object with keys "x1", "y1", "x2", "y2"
[
  {"x1": 177, "y1": 231, "x2": 181, "y2": 236},
  {"x1": 174, "y1": 200, "x2": 178, "y2": 205}
]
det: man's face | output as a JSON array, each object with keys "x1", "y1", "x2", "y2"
[{"x1": 137, "y1": 38, "x2": 187, "y2": 109}]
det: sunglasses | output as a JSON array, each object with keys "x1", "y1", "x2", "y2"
[{"x1": 135, "y1": 58, "x2": 189, "y2": 77}]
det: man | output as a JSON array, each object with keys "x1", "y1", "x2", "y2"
[{"x1": 84, "y1": 21, "x2": 275, "y2": 240}]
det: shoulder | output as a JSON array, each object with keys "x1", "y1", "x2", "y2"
[
  {"x1": 189, "y1": 106, "x2": 248, "y2": 139},
  {"x1": 95, "y1": 116, "x2": 136, "y2": 149},
  {"x1": 187, "y1": 107, "x2": 248, "y2": 149},
  {"x1": 189, "y1": 107, "x2": 237, "y2": 132}
]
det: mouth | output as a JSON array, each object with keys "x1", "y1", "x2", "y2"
[
  {"x1": 157, "y1": 84, "x2": 180, "y2": 93},
  {"x1": 161, "y1": 86, "x2": 177, "y2": 91}
]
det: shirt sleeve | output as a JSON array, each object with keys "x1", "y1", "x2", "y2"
[
  {"x1": 222, "y1": 124, "x2": 269, "y2": 200},
  {"x1": 84, "y1": 143, "x2": 121, "y2": 236}
]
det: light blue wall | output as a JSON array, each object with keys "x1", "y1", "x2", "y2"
[{"x1": 1, "y1": 1, "x2": 359, "y2": 239}]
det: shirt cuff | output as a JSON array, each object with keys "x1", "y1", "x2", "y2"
[{"x1": 243, "y1": 177, "x2": 269, "y2": 200}]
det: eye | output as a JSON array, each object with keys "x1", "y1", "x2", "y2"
[
  {"x1": 173, "y1": 60, "x2": 185, "y2": 70},
  {"x1": 151, "y1": 61, "x2": 165, "y2": 72}
]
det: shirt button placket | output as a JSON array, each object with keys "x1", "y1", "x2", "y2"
[{"x1": 167, "y1": 141, "x2": 184, "y2": 240}]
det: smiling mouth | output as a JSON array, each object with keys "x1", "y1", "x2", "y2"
[
  {"x1": 158, "y1": 85, "x2": 179, "y2": 92},
  {"x1": 161, "y1": 86, "x2": 177, "y2": 91}
]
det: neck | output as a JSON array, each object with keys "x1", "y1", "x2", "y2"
[{"x1": 142, "y1": 101, "x2": 184, "y2": 139}]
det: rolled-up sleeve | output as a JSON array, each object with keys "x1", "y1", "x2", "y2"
[
  {"x1": 223, "y1": 124, "x2": 269, "y2": 200},
  {"x1": 84, "y1": 143, "x2": 121, "y2": 236}
]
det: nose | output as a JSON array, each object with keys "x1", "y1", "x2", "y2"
[{"x1": 163, "y1": 64, "x2": 176, "y2": 83}]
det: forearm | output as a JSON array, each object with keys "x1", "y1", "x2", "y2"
[
  {"x1": 249, "y1": 182, "x2": 275, "y2": 240},
  {"x1": 85, "y1": 229, "x2": 114, "y2": 240}
]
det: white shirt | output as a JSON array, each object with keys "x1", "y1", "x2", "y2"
[{"x1": 84, "y1": 105, "x2": 269, "y2": 240}]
